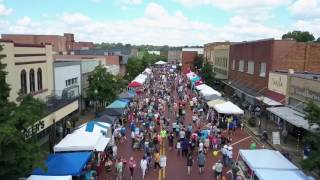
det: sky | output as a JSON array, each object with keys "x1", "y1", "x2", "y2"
[{"x1": 0, "y1": 0, "x2": 319, "y2": 46}]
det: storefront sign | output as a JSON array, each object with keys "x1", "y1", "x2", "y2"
[
  {"x1": 272, "y1": 131, "x2": 280, "y2": 145},
  {"x1": 23, "y1": 120, "x2": 45, "y2": 138},
  {"x1": 291, "y1": 86, "x2": 320, "y2": 102},
  {"x1": 289, "y1": 76, "x2": 320, "y2": 104},
  {"x1": 268, "y1": 73, "x2": 288, "y2": 95}
]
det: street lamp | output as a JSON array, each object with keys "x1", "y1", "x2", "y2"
[{"x1": 94, "y1": 89, "x2": 98, "y2": 117}]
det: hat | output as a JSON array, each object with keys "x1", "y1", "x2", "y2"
[
  {"x1": 224, "y1": 145, "x2": 228, "y2": 149},
  {"x1": 228, "y1": 146, "x2": 233, "y2": 150}
]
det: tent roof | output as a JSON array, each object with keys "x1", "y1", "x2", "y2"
[
  {"x1": 32, "y1": 152, "x2": 92, "y2": 176},
  {"x1": 128, "y1": 81, "x2": 142, "y2": 88},
  {"x1": 204, "y1": 94, "x2": 222, "y2": 101},
  {"x1": 28, "y1": 175, "x2": 72, "y2": 180},
  {"x1": 190, "y1": 76, "x2": 201, "y2": 82},
  {"x1": 54, "y1": 122, "x2": 111, "y2": 152},
  {"x1": 200, "y1": 87, "x2": 222, "y2": 97},
  {"x1": 240, "y1": 149, "x2": 298, "y2": 170},
  {"x1": 100, "y1": 108, "x2": 125, "y2": 116},
  {"x1": 118, "y1": 91, "x2": 135, "y2": 99},
  {"x1": 155, "y1": 60, "x2": 167, "y2": 65},
  {"x1": 97, "y1": 114, "x2": 119, "y2": 124},
  {"x1": 213, "y1": 101, "x2": 243, "y2": 114},
  {"x1": 207, "y1": 99, "x2": 226, "y2": 107},
  {"x1": 239, "y1": 149, "x2": 308, "y2": 180},
  {"x1": 107, "y1": 100, "x2": 128, "y2": 109},
  {"x1": 267, "y1": 106, "x2": 309, "y2": 130}
]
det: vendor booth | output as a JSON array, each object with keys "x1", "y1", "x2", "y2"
[
  {"x1": 54, "y1": 121, "x2": 111, "y2": 152},
  {"x1": 143, "y1": 68, "x2": 152, "y2": 74},
  {"x1": 97, "y1": 114, "x2": 119, "y2": 125},
  {"x1": 213, "y1": 101, "x2": 244, "y2": 114},
  {"x1": 204, "y1": 94, "x2": 222, "y2": 101},
  {"x1": 154, "y1": 60, "x2": 167, "y2": 65},
  {"x1": 32, "y1": 152, "x2": 92, "y2": 176},
  {"x1": 207, "y1": 99, "x2": 226, "y2": 107},
  {"x1": 128, "y1": 81, "x2": 142, "y2": 88},
  {"x1": 200, "y1": 87, "x2": 222, "y2": 97},
  {"x1": 118, "y1": 91, "x2": 135, "y2": 100},
  {"x1": 237, "y1": 149, "x2": 309, "y2": 180}
]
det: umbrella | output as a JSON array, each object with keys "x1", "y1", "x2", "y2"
[{"x1": 128, "y1": 81, "x2": 142, "y2": 88}]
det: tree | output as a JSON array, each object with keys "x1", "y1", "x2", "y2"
[
  {"x1": 87, "y1": 65, "x2": 123, "y2": 111},
  {"x1": 301, "y1": 101, "x2": 320, "y2": 171},
  {"x1": 0, "y1": 45, "x2": 46, "y2": 179},
  {"x1": 200, "y1": 62, "x2": 216, "y2": 87},
  {"x1": 193, "y1": 55, "x2": 204, "y2": 70},
  {"x1": 316, "y1": 37, "x2": 320, "y2": 43},
  {"x1": 282, "y1": 31, "x2": 315, "y2": 42}
]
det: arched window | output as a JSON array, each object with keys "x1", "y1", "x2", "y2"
[
  {"x1": 20, "y1": 70, "x2": 27, "y2": 94},
  {"x1": 29, "y1": 69, "x2": 35, "y2": 92},
  {"x1": 37, "y1": 68, "x2": 42, "y2": 90}
]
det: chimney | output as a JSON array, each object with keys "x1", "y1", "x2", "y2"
[{"x1": 288, "y1": 69, "x2": 294, "y2": 74}]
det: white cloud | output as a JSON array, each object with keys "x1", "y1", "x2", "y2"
[
  {"x1": 90, "y1": 0, "x2": 102, "y2": 3},
  {"x1": 177, "y1": 0, "x2": 291, "y2": 10},
  {"x1": 1, "y1": 2, "x2": 289, "y2": 45},
  {"x1": 0, "y1": 3, "x2": 13, "y2": 16},
  {"x1": 289, "y1": 0, "x2": 320, "y2": 18},
  {"x1": 61, "y1": 13, "x2": 91, "y2": 25},
  {"x1": 293, "y1": 19, "x2": 320, "y2": 37},
  {"x1": 121, "y1": 0, "x2": 143, "y2": 5},
  {"x1": 17, "y1": 16, "x2": 32, "y2": 26}
]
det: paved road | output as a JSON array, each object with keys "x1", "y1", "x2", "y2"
[{"x1": 102, "y1": 71, "x2": 260, "y2": 180}]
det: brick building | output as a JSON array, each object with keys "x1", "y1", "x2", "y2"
[
  {"x1": 1, "y1": 33, "x2": 94, "y2": 53},
  {"x1": 181, "y1": 51, "x2": 198, "y2": 73},
  {"x1": 224, "y1": 38, "x2": 320, "y2": 106}
]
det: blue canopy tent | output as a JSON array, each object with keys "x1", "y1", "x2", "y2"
[
  {"x1": 96, "y1": 114, "x2": 119, "y2": 125},
  {"x1": 107, "y1": 100, "x2": 128, "y2": 109},
  {"x1": 118, "y1": 98, "x2": 130, "y2": 103},
  {"x1": 32, "y1": 152, "x2": 92, "y2": 176},
  {"x1": 118, "y1": 91, "x2": 135, "y2": 100}
]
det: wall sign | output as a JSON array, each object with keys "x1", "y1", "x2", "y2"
[
  {"x1": 268, "y1": 73, "x2": 288, "y2": 95},
  {"x1": 23, "y1": 120, "x2": 45, "y2": 138},
  {"x1": 291, "y1": 86, "x2": 320, "y2": 102}
]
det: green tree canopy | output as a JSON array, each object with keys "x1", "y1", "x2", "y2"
[
  {"x1": 316, "y1": 37, "x2": 320, "y2": 43},
  {"x1": 0, "y1": 45, "x2": 46, "y2": 179},
  {"x1": 301, "y1": 101, "x2": 320, "y2": 171},
  {"x1": 282, "y1": 31, "x2": 315, "y2": 42},
  {"x1": 193, "y1": 55, "x2": 204, "y2": 70},
  {"x1": 200, "y1": 62, "x2": 216, "y2": 87},
  {"x1": 87, "y1": 65, "x2": 125, "y2": 110}
]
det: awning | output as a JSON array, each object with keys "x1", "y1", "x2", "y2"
[
  {"x1": 200, "y1": 87, "x2": 222, "y2": 97},
  {"x1": 267, "y1": 106, "x2": 309, "y2": 130},
  {"x1": 207, "y1": 99, "x2": 226, "y2": 107},
  {"x1": 213, "y1": 101, "x2": 244, "y2": 114},
  {"x1": 256, "y1": 96, "x2": 283, "y2": 106},
  {"x1": 204, "y1": 94, "x2": 221, "y2": 101},
  {"x1": 32, "y1": 152, "x2": 92, "y2": 176}
]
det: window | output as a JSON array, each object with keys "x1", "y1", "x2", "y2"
[
  {"x1": 20, "y1": 70, "x2": 27, "y2": 94},
  {"x1": 238, "y1": 60, "x2": 244, "y2": 72},
  {"x1": 247, "y1": 61, "x2": 254, "y2": 74},
  {"x1": 65, "y1": 77, "x2": 78, "y2": 87},
  {"x1": 259, "y1": 62, "x2": 266, "y2": 77},
  {"x1": 29, "y1": 69, "x2": 35, "y2": 92},
  {"x1": 37, "y1": 68, "x2": 42, "y2": 90},
  {"x1": 232, "y1": 60, "x2": 235, "y2": 70}
]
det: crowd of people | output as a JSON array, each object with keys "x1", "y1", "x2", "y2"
[{"x1": 108, "y1": 65, "x2": 245, "y2": 180}]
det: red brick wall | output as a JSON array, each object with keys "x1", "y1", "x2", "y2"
[
  {"x1": 182, "y1": 51, "x2": 197, "y2": 72},
  {"x1": 106, "y1": 56, "x2": 120, "y2": 65},
  {"x1": 73, "y1": 42, "x2": 94, "y2": 50},
  {"x1": 305, "y1": 43, "x2": 320, "y2": 73}
]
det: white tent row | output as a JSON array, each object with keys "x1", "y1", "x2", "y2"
[
  {"x1": 54, "y1": 122, "x2": 111, "y2": 152},
  {"x1": 155, "y1": 60, "x2": 167, "y2": 65},
  {"x1": 143, "y1": 68, "x2": 152, "y2": 74},
  {"x1": 213, "y1": 101, "x2": 244, "y2": 114},
  {"x1": 28, "y1": 175, "x2": 72, "y2": 180},
  {"x1": 239, "y1": 149, "x2": 309, "y2": 180},
  {"x1": 197, "y1": 84, "x2": 222, "y2": 97},
  {"x1": 133, "y1": 74, "x2": 148, "y2": 84}
]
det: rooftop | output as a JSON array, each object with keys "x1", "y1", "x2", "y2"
[{"x1": 272, "y1": 70, "x2": 320, "y2": 81}]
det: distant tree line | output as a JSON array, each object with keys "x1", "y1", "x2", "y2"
[{"x1": 282, "y1": 30, "x2": 320, "y2": 43}]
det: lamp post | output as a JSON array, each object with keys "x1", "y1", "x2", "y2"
[{"x1": 94, "y1": 89, "x2": 98, "y2": 118}]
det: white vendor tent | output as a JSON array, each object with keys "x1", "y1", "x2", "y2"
[
  {"x1": 199, "y1": 86, "x2": 222, "y2": 97},
  {"x1": 133, "y1": 74, "x2": 148, "y2": 84},
  {"x1": 28, "y1": 175, "x2": 72, "y2": 180},
  {"x1": 239, "y1": 149, "x2": 308, "y2": 180},
  {"x1": 155, "y1": 60, "x2": 167, "y2": 65},
  {"x1": 54, "y1": 121, "x2": 111, "y2": 152},
  {"x1": 213, "y1": 101, "x2": 243, "y2": 114},
  {"x1": 143, "y1": 68, "x2": 152, "y2": 74}
]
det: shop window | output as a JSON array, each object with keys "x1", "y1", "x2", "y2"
[
  {"x1": 20, "y1": 70, "x2": 27, "y2": 94},
  {"x1": 238, "y1": 60, "x2": 244, "y2": 72},
  {"x1": 29, "y1": 69, "x2": 35, "y2": 92},
  {"x1": 247, "y1": 61, "x2": 254, "y2": 74},
  {"x1": 232, "y1": 60, "x2": 235, "y2": 70},
  {"x1": 37, "y1": 68, "x2": 42, "y2": 90},
  {"x1": 259, "y1": 62, "x2": 266, "y2": 77}
]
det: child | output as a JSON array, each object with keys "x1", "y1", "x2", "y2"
[{"x1": 176, "y1": 140, "x2": 181, "y2": 156}]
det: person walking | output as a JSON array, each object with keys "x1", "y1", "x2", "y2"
[
  {"x1": 140, "y1": 156, "x2": 148, "y2": 179},
  {"x1": 128, "y1": 156, "x2": 136, "y2": 180},
  {"x1": 227, "y1": 146, "x2": 233, "y2": 167},
  {"x1": 214, "y1": 160, "x2": 224, "y2": 180},
  {"x1": 115, "y1": 158, "x2": 123, "y2": 180},
  {"x1": 186, "y1": 153, "x2": 193, "y2": 176},
  {"x1": 154, "y1": 150, "x2": 161, "y2": 170},
  {"x1": 197, "y1": 151, "x2": 206, "y2": 175}
]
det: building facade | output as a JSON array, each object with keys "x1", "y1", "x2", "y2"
[
  {"x1": 0, "y1": 40, "x2": 79, "y2": 150},
  {"x1": 167, "y1": 50, "x2": 182, "y2": 64},
  {"x1": 1, "y1": 33, "x2": 94, "y2": 54},
  {"x1": 181, "y1": 51, "x2": 198, "y2": 73},
  {"x1": 226, "y1": 39, "x2": 320, "y2": 105},
  {"x1": 213, "y1": 44, "x2": 231, "y2": 80}
]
